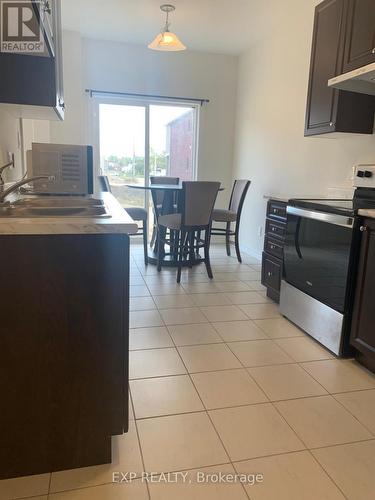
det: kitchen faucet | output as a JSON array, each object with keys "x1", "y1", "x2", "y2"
[
  {"x1": 0, "y1": 175, "x2": 55, "y2": 204},
  {"x1": 0, "y1": 154, "x2": 15, "y2": 193}
]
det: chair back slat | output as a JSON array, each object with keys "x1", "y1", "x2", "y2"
[
  {"x1": 150, "y1": 176, "x2": 180, "y2": 208},
  {"x1": 229, "y1": 180, "x2": 251, "y2": 214},
  {"x1": 182, "y1": 181, "x2": 221, "y2": 227}
]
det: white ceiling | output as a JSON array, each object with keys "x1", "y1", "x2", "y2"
[{"x1": 61, "y1": 0, "x2": 261, "y2": 55}]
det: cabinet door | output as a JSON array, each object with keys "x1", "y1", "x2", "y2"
[
  {"x1": 343, "y1": 0, "x2": 375, "y2": 72},
  {"x1": 351, "y1": 219, "x2": 375, "y2": 359},
  {"x1": 305, "y1": 0, "x2": 346, "y2": 135},
  {"x1": 262, "y1": 253, "x2": 282, "y2": 294},
  {"x1": 0, "y1": 234, "x2": 129, "y2": 478}
]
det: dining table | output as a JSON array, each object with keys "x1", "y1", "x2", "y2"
[{"x1": 127, "y1": 183, "x2": 224, "y2": 267}]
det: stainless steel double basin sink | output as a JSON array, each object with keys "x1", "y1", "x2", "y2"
[{"x1": 0, "y1": 197, "x2": 111, "y2": 218}]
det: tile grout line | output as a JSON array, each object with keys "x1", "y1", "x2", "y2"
[
  {"x1": 167, "y1": 316, "x2": 253, "y2": 500},
  {"x1": 297, "y1": 358, "x2": 375, "y2": 431},
  {"x1": 131, "y1": 246, "x2": 374, "y2": 496},
  {"x1": 331, "y1": 393, "x2": 375, "y2": 438},
  {"x1": 143, "y1": 247, "x2": 264, "y2": 496},
  {"x1": 306, "y1": 449, "x2": 349, "y2": 500}
]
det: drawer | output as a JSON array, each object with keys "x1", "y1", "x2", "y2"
[
  {"x1": 267, "y1": 200, "x2": 287, "y2": 221},
  {"x1": 264, "y1": 236, "x2": 284, "y2": 260},
  {"x1": 266, "y1": 219, "x2": 286, "y2": 240},
  {"x1": 262, "y1": 253, "x2": 282, "y2": 292}
]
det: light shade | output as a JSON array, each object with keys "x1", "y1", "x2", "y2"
[{"x1": 148, "y1": 31, "x2": 186, "y2": 51}]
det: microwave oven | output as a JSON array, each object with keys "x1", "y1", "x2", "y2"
[{"x1": 29, "y1": 143, "x2": 94, "y2": 195}]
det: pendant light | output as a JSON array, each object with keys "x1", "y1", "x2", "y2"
[{"x1": 148, "y1": 4, "x2": 186, "y2": 52}]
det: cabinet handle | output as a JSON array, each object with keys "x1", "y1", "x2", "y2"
[
  {"x1": 271, "y1": 227, "x2": 276, "y2": 232},
  {"x1": 360, "y1": 226, "x2": 368, "y2": 232},
  {"x1": 267, "y1": 272, "x2": 273, "y2": 277},
  {"x1": 329, "y1": 122, "x2": 334, "y2": 127},
  {"x1": 372, "y1": 48, "x2": 375, "y2": 54},
  {"x1": 270, "y1": 244, "x2": 276, "y2": 250}
]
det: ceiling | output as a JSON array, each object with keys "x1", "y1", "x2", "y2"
[{"x1": 61, "y1": 0, "x2": 262, "y2": 55}]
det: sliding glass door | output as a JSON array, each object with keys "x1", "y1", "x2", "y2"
[
  {"x1": 95, "y1": 98, "x2": 199, "y2": 209},
  {"x1": 99, "y1": 103, "x2": 146, "y2": 207},
  {"x1": 149, "y1": 105, "x2": 197, "y2": 181}
]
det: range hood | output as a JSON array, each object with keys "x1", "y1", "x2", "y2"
[{"x1": 328, "y1": 62, "x2": 375, "y2": 95}]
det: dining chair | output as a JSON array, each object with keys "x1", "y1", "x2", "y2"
[
  {"x1": 149, "y1": 176, "x2": 180, "y2": 248},
  {"x1": 211, "y1": 179, "x2": 251, "y2": 263},
  {"x1": 98, "y1": 175, "x2": 149, "y2": 266},
  {"x1": 157, "y1": 181, "x2": 221, "y2": 283}
]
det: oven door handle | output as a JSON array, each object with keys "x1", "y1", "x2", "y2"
[{"x1": 286, "y1": 206, "x2": 354, "y2": 228}]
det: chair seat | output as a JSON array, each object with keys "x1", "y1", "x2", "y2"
[
  {"x1": 212, "y1": 208, "x2": 237, "y2": 223},
  {"x1": 125, "y1": 207, "x2": 148, "y2": 221},
  {"x1": 158, "y1": 213, "x2": 182, "y2": 230}
]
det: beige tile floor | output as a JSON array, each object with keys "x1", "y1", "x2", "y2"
[{"x1": 3, "y1": 243, "x2": 375, "y2": 500}]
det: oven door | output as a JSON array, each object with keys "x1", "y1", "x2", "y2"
[{"x1": 284, "y1": 206, "x2": 354, "y2": 313}]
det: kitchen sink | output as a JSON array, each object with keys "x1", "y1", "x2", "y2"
[
  {"x1": 0, "y1": 197, "x2": 111, "y2": 218},
  {"x1": 13, "y1": 197, "x2": 106, "y2": 208}
]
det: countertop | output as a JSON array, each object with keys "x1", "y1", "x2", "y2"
[
  {"x1": 263, "y1": 195, "x2": 291, "y2": 203},
  {"x1": 0, "y1": 192, "x2": 139, "y2": 235},
  {"x1": 358, "y1": 209, "x2": 375, "y2": 218}
]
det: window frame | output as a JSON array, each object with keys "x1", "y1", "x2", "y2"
[{"x1": 89, "y1": 95, "x2": 201, "y2": 200}]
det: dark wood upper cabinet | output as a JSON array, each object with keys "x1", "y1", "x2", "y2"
[
  {"x1": 0, "y1": 0, "x2": 64, "y2": 120},
  {"x1": 343, "y1": 0, "x2": 375, "y2": 72},
  {"x1": 305, "y1": 0, "x2": 375, "y2": 136},
  {"x1": 350, "y1": 219, "x2": 375, "y2": 373}
]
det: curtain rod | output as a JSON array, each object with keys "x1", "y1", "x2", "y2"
[{"x1": 85, "y1": 89, "x2": 209, "y2": 106}]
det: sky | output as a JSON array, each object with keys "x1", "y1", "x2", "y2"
[{"x1": 99, "y1": 103, "x2": 192, "y2": 160}]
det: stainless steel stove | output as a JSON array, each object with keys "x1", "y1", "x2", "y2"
[{"x1": 280, "y1": 165, "x2": 375, "y2": 356}]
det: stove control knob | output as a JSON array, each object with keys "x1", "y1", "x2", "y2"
[
  {"x1": 357, "y1": 170, "x2": 365, "y2": 178},
  {"x1": 364, "y1": 171, "x2": 373, "y2": 178}
]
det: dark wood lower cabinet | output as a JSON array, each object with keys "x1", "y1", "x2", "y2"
[
  {"x1": 350, "y1": 219, "x2": 375, "y2": 373},
  {"x1": 262, "y1": 200, "x2": 287, "y2": 302},
  {"x1": 0, "y1": 234, "x2": 129, "y2": 479}
]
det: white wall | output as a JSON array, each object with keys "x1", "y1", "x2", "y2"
[
  {"x1": 0, "y1": 109, "x2": 22, "y2": 181},
  {"x1": 50, "y1": 31, "x2": 86, "y2": 145},
  {"x1": 233, "y1": 0, "x2": 375, "y2": 258},
  {"x1": 0, "y1": 110, "x2": 50, "y2": 181},
  {"x1": 50, "y1": 32, "x2": 238, "y2": 207}
]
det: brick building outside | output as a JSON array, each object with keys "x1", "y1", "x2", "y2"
[{"x1": 166, "y1": 110, "x2": 194, "y2": 181}]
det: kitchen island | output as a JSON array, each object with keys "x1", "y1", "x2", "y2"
[{"x1": 0, "y1": 193, "x2": 137, "y2": 479}]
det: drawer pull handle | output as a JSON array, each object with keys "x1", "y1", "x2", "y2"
[
  {"x1": 267, "y1": 272, "x2": 273, "y2": 277},
  {"x1": 271, "y1": 227, "x2": 276, "y2": 232},
  {"x1": 273, "y1": 209, "x2": 277, "y2": 213},
  {"x1": 372, "y1": 48, "x2": 375, "y2": 54},
  {"x1": 270, "y1": 245, "x2": 276, "y2": 250},
  {"x1": 360, "y1": 226, "x2": 368, "y2": 232}
]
